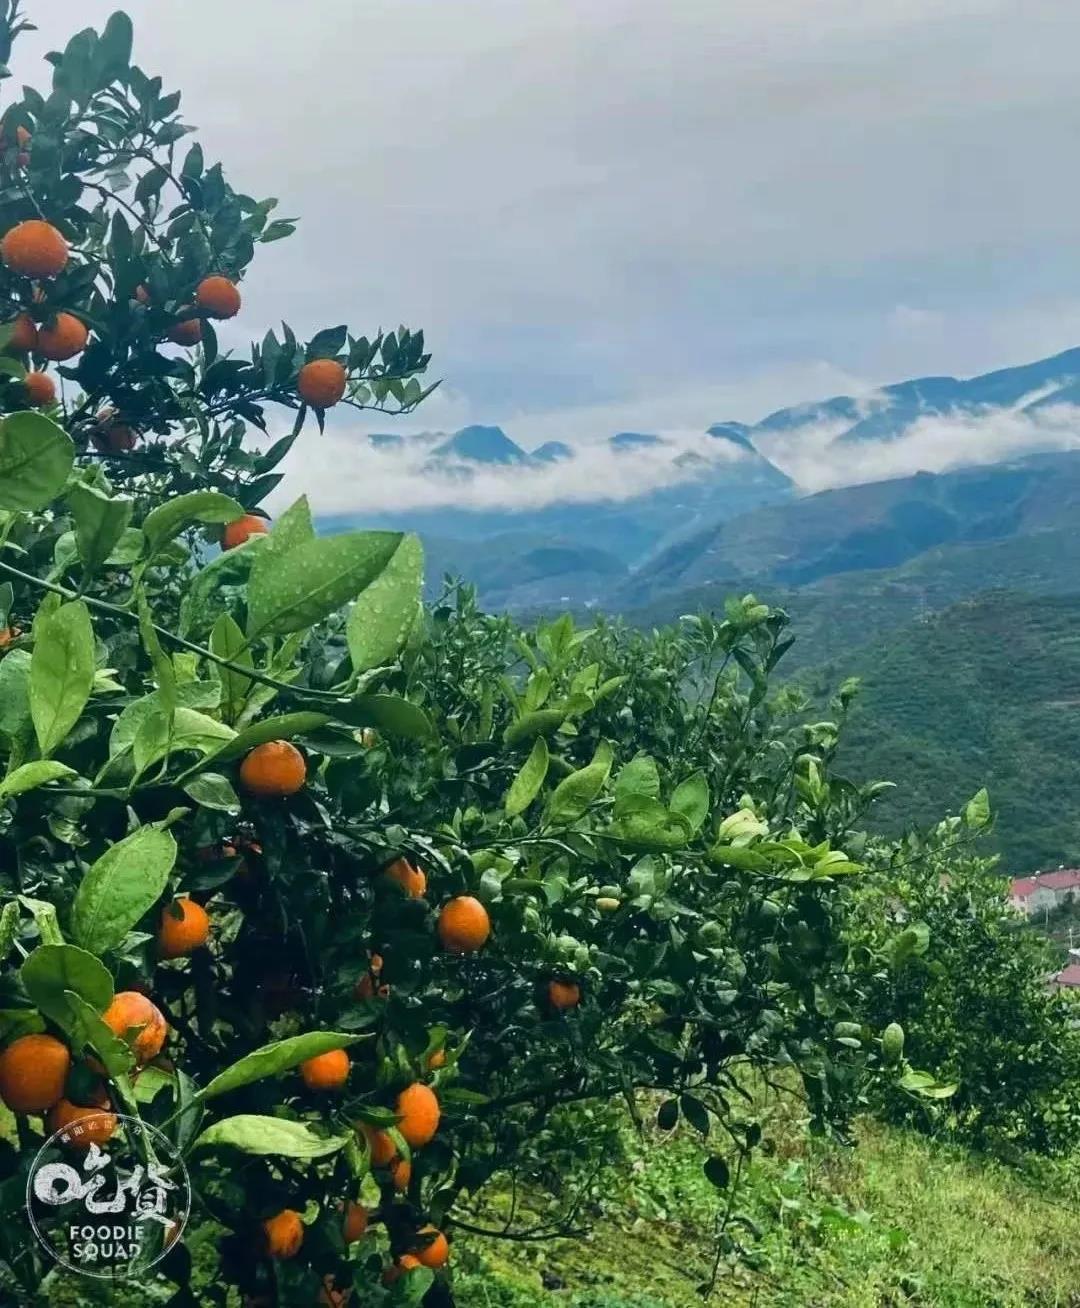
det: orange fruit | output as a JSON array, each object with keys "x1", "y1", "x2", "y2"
[
  {"x1": 47, "y1": 1098, "x2": 117, "y2": 1148},
  {"x1": 548, "y1": 979, "x2": 581, "y2": 1011},
  {"x1": 92, "y1": 422, "x2": 137, "y2": 454},
  {"x1": 262, "y1": 1208, "x2": 303, "y2": 1259},
  {"x1": 297, "y1": 358, "x2": 347, "y2": 408},
  {"x1": 158, "y1": 897, "x2": 210, "y2": 959},
  {"x1": 382, "y1": 1254, "x2": 421, "y2": 1286},
  {"x1": 168, "y1": 315, "x2": 202, "y2": 346},
  {"x1": 437, "y1": 896, "x2": 491, "y2": 954},
  {"x1": 410, "y1": 1225, "x2": 449, "y2": 1269},
  {"x1": 1, "y1": 219, "x2": 68, "y2": 278},
  {"x1": 239, "y1": 740, "x2": 306, "y2": 797},
  {"x1": 0, "y1": 126, "x2": 31, "y2": 155},
  {"x1": 195, "y1": 275, "x2": 241, "y2": 319},
  {"x1": 343, "y1": 1201, "x2": 369, "y2": 1243},
  {"x1": 395, "y1": 1082, "x2": 440, "y2": 1148},
  {"x1": 0, "y1": 1033, "x2": 70, "y2": 1113},
  {"x1": 102, "y1": 991, "x2": 167, "y2": 1064},
  {"x1": 0, "y1": 627, "x2": 19, "y2": 649},
  {"x1": 23, "y1": 370, "x2": 54, "y2": 406},
  {"x1": 426, "y1": 1049, "x2": 446, "y2": 1071},
  {"x1": 384, "y1": 856, "x2": 426, "y2": 899},
  {"x1": 390, "y1": 1157, "x2": 411, "y2": 1191},
  {"x1": 359, "y1": 1123, "x2": 397, "y2": 1167},
  {"x1": 37, "y1": 312, "x2": 87, "y2": 361},
  {"x1": 6, "y1": 312, "x2": 37, "y2": 352},
  {"x1": 300, "y1": 1048, "x2": 349, "y2": 1091},
  {"x1": 222, "y1": 513, "x2": 268, "y2": 550}
]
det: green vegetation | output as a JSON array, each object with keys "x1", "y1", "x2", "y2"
[
  {"x1": 816, "y1": 591, "x2": 1080, "y2": 872},
  {"x1": 453, "y1": 1113, "x2": 1080, "y2": 1308},
  {"x1": 0, "y1": 7, "x2": 1077, "y2": 1306}
]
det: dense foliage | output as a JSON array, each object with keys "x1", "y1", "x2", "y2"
[
  {"x1": 0, "y1": 8, "x2": 1069, "y2": 1307},
  {"x1": 851, "y1": 812, "x2": 1080, "y2": 1154}
]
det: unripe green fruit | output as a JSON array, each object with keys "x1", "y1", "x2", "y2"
[
  {"x1": 833, "y1": 1021, "x2": 862, "y2": 1040},
  {"x1": 698, "y1": 921, "x2": 724, "y2": 947},
  {"x1": 881, "y1": 1022, "x2": 905, "y2": 1063},
  {"x1": 599, "y1": 885, "x2": 621, "y2": 899},
  {"x1": 596, "y1": 897, "x2": 621, "y2": 913}
]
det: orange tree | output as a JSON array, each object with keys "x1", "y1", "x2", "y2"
[{"x1": 0, "y1": 8, "x2": 948, "y2": 1305}]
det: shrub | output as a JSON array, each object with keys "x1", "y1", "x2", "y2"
[{"x1": 850, "y1": 801, "x2": 1080, "y2": 1154}]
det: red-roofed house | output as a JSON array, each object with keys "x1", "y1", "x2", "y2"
[
  {"x1": 1009, "y1": 869, "x2": 1080, "y2": 916},
  {"x1": 1052, "y1": 963, "x2": 1080, "y2": 989}
]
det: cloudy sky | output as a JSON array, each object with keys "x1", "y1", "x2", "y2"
[{"x1": 16, "y1": 1, "x2": 1080, "y2": 507}]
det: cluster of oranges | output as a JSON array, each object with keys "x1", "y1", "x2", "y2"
[
  {"x1": 0, "y1": 217, "x2": 352, "y2": 432},
  {"x1": 0, "y1": 989, "x2": 168, "y2": 1148}
]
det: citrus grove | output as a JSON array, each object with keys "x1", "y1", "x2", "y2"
[{"x1": 0, "y1": 8, "x2": 991, "y2": 1306}]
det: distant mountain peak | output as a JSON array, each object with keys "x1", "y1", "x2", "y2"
[
  {"x1": 707, "y1": 421, "x2": 757, "y2": 452},
  {"x1": 532, "y1": 440, "x2": 573, "y2": 463},
  {"x1": 432, "y1": 425, "x2": 529, "y2": 465},
  {"x1": 610, "y1": 431, "x2": 662, "y2": 451}
]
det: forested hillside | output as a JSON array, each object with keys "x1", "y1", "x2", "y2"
[{"x1": 809, "y1": 592, "x2": 1080, "y2": 872}]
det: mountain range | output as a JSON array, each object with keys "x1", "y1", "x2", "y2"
[
  {"x1": 328, "y1": 345, "x2": 1080, "y2": 611},
  {"x1": 318, "y1": 344, "x2": 1080, "y2": 871}
]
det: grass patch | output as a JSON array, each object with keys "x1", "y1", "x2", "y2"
[{"x1": 453, "y1": 1117, "x2": 1080, "y2": 1308}]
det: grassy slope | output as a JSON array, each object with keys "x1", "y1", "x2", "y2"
[{"x1": 454, "y1": 1118, "x2": 1080, "y2": 1308}]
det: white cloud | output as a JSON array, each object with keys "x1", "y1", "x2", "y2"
[
  {"x1": 272, "y1": 426, "x2": 750, "y2": 516},
  {"x1": 759, "y1": 403, "x2": 1080, "y2": 493}
]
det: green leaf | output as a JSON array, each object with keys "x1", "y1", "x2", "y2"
[
  {"x1": 29, "y1": 600, "x2": 95, "y2": 757},
  {"x1": 96, "y1": 10, "x2": 133, "y2": 78},
  {"x1": 680, "y1": 1093, "x2": 710, "y2": 1136},
  {"x1": 19, "y1": 896, "x2": 63, "y2": 946},
  {"x1": 607, "y1": 798, "x2": 693, "y2": 851},
  {"x1": 71, "y1": 824, "x2": 178, "y2": 954},
  {"x1": 67, "y1": 483, "x2": 133, "y2": 576},
  {"x1": 0, "y1": 648, "x2": 30, "y2": 740},
  {"x1": 889, "y1": 922, "x2": 931, "y2": 969},
  {"x1": 0, "y1": 412, "x2": 74, "y2": 511},
  {"x1": 330, "y1": 694, "x2": 434, "y2": 740},
  {"x1": 306, "y1": 325, "x2": 347, "y2": 360},
  {"x1": 197, "y1": 1032, "x2": 365, "y2": 1101},
  {"x1": 614, "y1": 754, "x2": 661, "y2": 808},
  {"x1": 142, "y1": 490, "x2": 244, "y2": 556},
  {"x1": 0, "y1": 902, "x2": 17, "y2": 964},
  {"x1": 201, "y1": 712, "x2": 328, "y2": 766},
  {"x1": 108, "y1": 682, "x2": 220, "y2": 758},
  {"x1": 962, "y1": 787, "x2": 992, "y2": 830},
  {"x1": 182, "y1": 771, "x2": 241, "y2": 814},
  {"x1": 210, "y1": 612, "x2": 252, "y2": 723},
  {"x1": 20, "y1": 944, "x2": 113, "y2": 1032},
  {"x1": 63, "y1": 991, "x2": 136, "y2": 1080},
  {"x1": 0, "y1": 760, "x2": 76, "y2": 799},
  {"x1": 246, "y1": 529, "x2": 403, "y2": 639},
  {"x1": 656, "y1": 1098, "x2": 679, "y2": 1130},
  {"x1": 704, "y1": 1156, "x2": 730, "y2": 1189},
  {"x1": 346, "y1": 534, "x2": 423, "y2": 674},
  {"x1": 192, "y1": 1115, "x2": 350, "y2": 1158},
  {"x1": 503, "y1": 709, "x2": 566, "y2": 746},
  {"x1": 505, "y1": 736, "x2": 549, "y2": 817},
  {"x1": 179, "y1": 541, "x2": 264, "y2": 638},
  {"x1": 546, "y1": 740, "x2": 613, "y2": 824},
  {"x1": 670, "y1": 771, "x2": 709, "y2": 833}
]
